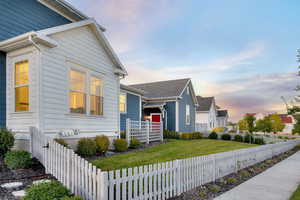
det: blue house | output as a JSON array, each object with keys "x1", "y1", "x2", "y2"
[
  {"x1": 0, "y1": 0, "x2": 91, "y2": 128},
  {"x1": 121, "y1": 78, "x2": 198, "y2": 132}
]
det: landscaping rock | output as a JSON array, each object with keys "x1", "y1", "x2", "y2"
[
  {"x1": 33, "y1": 179, "x2": 51, "y2": 185},
  {"x1": 1, "y1": 182, "x2": 23, "y2": 189},
  {"x1": 12, "y1": 190, "x2": 25, "y2": 199}
]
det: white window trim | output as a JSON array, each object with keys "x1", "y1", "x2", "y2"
[
  {"x1": 186, "y1": 104, "x2": 190, "y2": 125},
  {"x1": 89, "y1": 75, "x2": 104, "y2": 116},
  {"x1": 68, "y1": 62, "x2": 104, "y2": 117},
  {"x1": 119, "y1": 92, "x2": 127, "y2": 114},
  {"x1": 187, "y1": 86, "x2": 190, "y2": 95}
]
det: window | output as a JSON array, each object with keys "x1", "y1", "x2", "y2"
[
  {"x1": 15, "y1": 60, "x2": 29, "y2": 112},
  {"x1": 119, "y1": 93, "x2": 126, "y2": 113},
  {"x1": 69, "y1": 70, "x2": 86, "y2": 114},
  {"x1": 90, "y1": 76, "x2": 103, "y2": 115},
  {"x1": 186, "y1": 104, "x2": 190, "y2": 125},
  {"x1": 187, "y1": 86, "x2": 190, "y2": 95}
]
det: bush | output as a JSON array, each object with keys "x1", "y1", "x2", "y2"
[
  {"x1": 221, "y1": 134, "x2": 231, "y2": 141},
  {"x1": 114, "y1": 139, "x2": 128, "y2": 152},
  {"x1": 61, "y1": 196, "x2": 84, "y2": 200},
  {"x1": 4, "y1": 150, "x2": 32, "y2": 169},
  {"x1": 95, "y1": 135, "x2": 110, "y2": 154},
  {"x1": 163, "y1": 130, "x2": 180, "y2": 139},
  {"x1": 212, "y1": 127, "x2": 225, "y2": 133},
  {"x1": 24, "y1": 181, "x2": 71, "y2": 200},
  {"x1": 227, "y1": 177, "x2": 238, "y2": 184},
  {"x1": 239, "y1": 170, "x2": 250, "y2": 178},
  {"x1": 234, "y1": 135, "x2": 243, "y2": 142},
  {"x1": 180, "y1": 132, "x2": 203, "y2": 140},
  {"x1": 192, "y1": 132, "x2": 203, "y2": 139},
  {"x1": 208, "y1": 132, "x2": 218, "y2": 139},
  {"x1": 54, "y1": 139, "x2": 68, "y2": 148},
  {"x1": 254, "y1": 137, "x2": 265, "y2": 145},
  {"x1": 129, "y1": 138, "x2": 141, "y2": 149},
  {"x1": 120, "y1": 132, "x2": 126, "y2": 139},
  {"x1": 208, "y1": 185, "x2": 221, "y2": 193},
  {"x1": 0, "y1": 128, "x2": 14, "y2": 155},
  {"x1": 76, "y1": 138, "x2": 97, "y2": 157},
  {"x1": 244, "y1": 134, "x2": 254, "y2": 143}
]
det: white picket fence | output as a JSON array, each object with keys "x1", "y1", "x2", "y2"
[
  {"x1": 30, "y1": 126, "x2": 300, "y2": 200},
  {"x1": 126, "y1": 119, "x2": 163, "y2": 144}
]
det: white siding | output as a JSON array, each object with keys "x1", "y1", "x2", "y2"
[{"x1": 40, "y1": 26, "x2": 120, "y2": 136}]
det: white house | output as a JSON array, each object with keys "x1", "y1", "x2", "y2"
[
  {"x1": 195, "y1": 96, "x2": 218, "y2": 132},
  {"x1": 216, "y1": 110, "x2": 228, "y2": 128},
  {"x1": 0, "y1": 19, "x2": 127, "y2": 147}
]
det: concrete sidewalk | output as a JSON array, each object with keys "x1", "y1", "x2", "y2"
[{"x1": 214, "y1": 151, "x2": 300, "y2": 200}]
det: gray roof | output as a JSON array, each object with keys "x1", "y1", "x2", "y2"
[
  {"x1": 129, "y1": 78, "x2": 190, "y2": 99},
  {"x1": 196, "y1": 96, "x2": 214, "y2": 112},
  {"x1": 217, "y1": 110, "x2": 228, "y2": 117},
  {"x1": 120, "y1": 84, "x2": 145, "y2": 95}
]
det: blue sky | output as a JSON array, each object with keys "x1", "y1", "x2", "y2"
[{"x1": 67, "y1": 0, "x2": 299, "y2": 121}]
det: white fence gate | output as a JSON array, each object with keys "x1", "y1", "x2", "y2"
[
  {"x1": 30, "y1": 126, "x2": 300, "y2": 200},
  {"x1": 126, "y1": 119, "x2": 163, "y2": 144}
]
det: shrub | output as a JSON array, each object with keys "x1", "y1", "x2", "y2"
[
  {"x1": 129, "y1": 138, "x2": 141, "y2": 149},
  {"x1": 61, "y1": 196, "x2": 84, "y2": 200},
  {"x1": 234, "y1": 135, "x2": 243, "y2": 142},
  {"x1": 180, "y1": 133, "x2": 192, "y2": 140},
  {"x1": 114, "y1": 139, "x2": 128, "y2": 152},
  {"x1": 208, "y1": 185, "x2": 221, "y2": 193},
  {"x1": 120, "y1": 132, "x2": 126, "y2": 139},
  {"x1": 54, "y1": 139, "x2": 68, "y2": 148},
  {"x1": 0, "y1": 128, "x2": 14, "y2": 155},
  {"x1": 212, "y1": 127, "x2": 225, "y2": 133},
  {"x1": 221, "y1": 134, "x2": 231, "y2": 141},
  {"x1": 254, "y1": 137, "x2": 265, "y2": 145},
  {"x1": 244, "y1": 134, "x2": 254, "y2": 143},
  {"x1": 4, "y1": 150, "x2": 32, "y2": 169},
  {"x1": 95, "y1": 135, "x2": 110, "y2": 154},
  {"x1": 163, "y1": 130, "x2": 180, "y2": 139},
  {"x1": 76, "y1": 138, "x2": 97, "y2": 157},
  {"x1": 193, "y1": 132, "x2": 203, "y2": 139},
  {"x1": 239, "y1": 170, "x2": 250, "y2": 178},
  {"x1": 23, "y1": 181, "x2": 71, "y2": 200},
  {"x1": 199, "y1": 190, "x2": 207, "y2": 198},
  {"x1": 227, "y1": 177, "x2": 238, "y2": 184},
  {"x1": 208, "y1": 132, "x2": 218, "y2": 139}
]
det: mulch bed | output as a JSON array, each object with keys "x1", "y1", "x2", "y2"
[
  {"x1": 0, "y1": 156, "x2": 55, "y2": 200},
  {"x1": 170, "y1": 147, "x2": 299, "y2": 200}
]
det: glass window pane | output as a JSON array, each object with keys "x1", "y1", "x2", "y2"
[
  {"x1": 15, "y1": 86, "x2": 29, "y2": 112},
  {"x1": 70, "y1": 70, "x2": 86, "y2": 92},
  {"x1": 69, "y1": 92, "x2": 86, "y2": 114},
  {"x1": 90, "y1": 77, "x2": 103, "y2": 96},
  {"x1": 90, "y1": 95, "x2": 103, "y2": 115},
  {"x1": 15, "y1": 61, "x2": 29, "y2": 86},
  {"x1": 119, "y1": 94, "x2": 126, "y2": 112}
]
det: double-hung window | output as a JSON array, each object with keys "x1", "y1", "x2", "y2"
[
  {"x1": 119, "y1": 93, "x2": 126, "y2": 113},
  {"x1": 90, "y1": 76, "x2": 103, "y2": 115},
  {"x1": 69, "y1": 70, "x2": 86, "y2": 114},
  {"x1": 15, "y1": 60, "x2": 29, "y2": 112},
  {"x1": 186, "y1": 104, "x2": 190, "y2": 125}
]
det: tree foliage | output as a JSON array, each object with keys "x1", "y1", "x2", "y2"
[
  {"x1": 238, "y1": 119, "x2": 248, "y2": 131},
  {"x1": 255, "y1": 119, "x2": 272, "y2": 133},
  {"x1": 244, "y1": 115, "x2": 256, "y2": 133},
  {"x1": 266, "y1": 114, "x2": 285, "y2": 133}
]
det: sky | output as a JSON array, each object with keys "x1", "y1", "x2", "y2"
[{"x1": 67, "y1": 0, "x2": 299, "y2": 121}]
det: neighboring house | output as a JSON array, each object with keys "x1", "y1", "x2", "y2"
[
  {"x1": 195, "y1": 96, "x2": 218, "y2": 132},
  {"x1": 216, "y1": 110, "x2": 228, "y2": 128},
  {"x1": 126, "y1": 78, "x2": 198, "y2": 132},
  {"x1": 119, "y1": 84, "x2": 144, "y2": 132},
  {"x1": 0, "y1": 18, "x2": 127, "y2": 147},
  {"x1": 279, "y1": 114, "x2": 295, "y2": 134}
]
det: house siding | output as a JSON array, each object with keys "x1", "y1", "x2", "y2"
[
  {"x1": 120, "y1": 92, "x2": 141, "y2": 131},
  {"x1": 165, "y1": 101, "x2": 176, "y2": 131},
  {"x1": 178, "y1": 83, "x2": 195, "y2": 132},
  {"x1": 0, "y1": 52, "x2": 5, "y2": 128},
  {"x1": 0, "y1": 0, "x2": 71, "y2": 41}
]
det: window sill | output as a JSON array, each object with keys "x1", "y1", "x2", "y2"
[
  {"x1": 10, "y1": 111, "x2": 34, "y2": 115},
  {"x1": 66, "y1": 113, "x2": 105, "y2": 119}
]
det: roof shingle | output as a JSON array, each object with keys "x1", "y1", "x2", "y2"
[{"x1": 196, "y1": 96, "x2": 214, "y2": 112}]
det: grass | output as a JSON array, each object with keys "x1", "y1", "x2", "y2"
[
  {"x1": 92, "y1": 139, "x2": 257, "y2": 171},
  {"x1": 290, "y1": 185, "x2": 300, "y2": 200}
]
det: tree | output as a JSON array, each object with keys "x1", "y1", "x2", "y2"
[
  {"x1": 292, "y1": 114, "x2": 300, "y2": 135},
  {"x1": 255, "y1": 118, "x2": 272, "y2": 133},
  {"x1": 244, "y1": 115, "x2": 256, "y2": 133},
  {"x1": 238, "y1": 119, "x2": 248, "y2": 132},
  {"x1": 267, "y1": 114, "x2": 285, "y2": 133}
]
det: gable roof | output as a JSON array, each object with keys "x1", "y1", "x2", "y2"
[
  {"x1": 129, "y1": 78, "x2": 190, "y2": 99},
  {"x1": 0, "y1": 19, "x2": 127, "y2": 75},
  {"x1": 196, "y1": 96, "x2": 214, "y2": 112},
  {"x1": 217, "y1": 110, "x2": 228, "y2": 117},
  {"x1": 120, "y1": 84, "x2": 145, "y2": 95}
]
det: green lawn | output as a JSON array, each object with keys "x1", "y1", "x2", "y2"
[
  {"x1": 92, "y1": 139, "x2": 257, "y2": 171},
  {"x1": 290, "y1": 185, "x2": 300, "y2": 200}
]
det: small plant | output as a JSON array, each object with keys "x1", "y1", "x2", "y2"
[
  {"x1": 217, "y1": 178, "x2": 227, "y2": 186},
  {"x1": 76, "y1": 138, "x2": 97, "y2": 157},
  {"x1": 114, "y1": 139, "x2": 128, "y2": 152},
  {"x1": 163, "y1": 130, "x2": 180, "y2": 139},
  {"x1": 221, "y1": 134, "x2": 231, "y2": 140},
  {"x1": 208, "y1": 132, "x2": 218, "y2": 139},
  {"x1": 4, "y1": 150, "x2": 32, "y2": 169},
  {"x1": 212, "y1": 127, "x2": 225, "y2": 133},
  {"x1": 227, "y1": 177, "x2": 238, "y2": 184},
  {"x1": 239, "y1": 170, "x2": 250, "y2": 178},
  {"x1": 54, "y1": 138, "x2": 69, "y2": 148},
  {"x1": 180, "y1": 132, "x2": 203, "y2": 140},
  {"x1": 23, "y1": 181, "x2": 71, "y2": 200},
  {"x1": 259, "y1": 163, "x2": 268, "y2": 169},
  {"x1": 129, "y1": 138, "x2": 141, "y2": 149},
  {"x1": 193, "y1": 132, "x2": 203, "y2": 139},
  {"x1": 254, "y1": 137, "x2": 265, "y2": 145},
  {"x1": 61, "y1": 196, "x2": 84, "y2": 200},
  {"x1": 199, "y1": 190, "x2": 207, "y2": 198},
  {"x1": 234, "y1": 135, "x2": 243, "y2": 142},
  {"x1": 0, "y1": 128, "x2": 14, "y2": 155},
  {"x1": 95, "y1": 135, "x2": 110, "y2": 154},
  {"x1": 244, "y1": 134, "x2": 254, "y2": 143},
  {"x1": 208, "y1": 185, "x2": 221, "y2": 193}
]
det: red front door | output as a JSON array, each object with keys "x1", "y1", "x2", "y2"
[{"x1": 151, "y1": 114, "x2": 161, "y2": 122}]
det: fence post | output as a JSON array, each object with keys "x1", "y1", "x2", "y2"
[
  {"x1": 29, "y1": 127, "x2": 34, "y2": 155},
  {"x1": 146, "y1": 121, "x2": 150, "y2": 144},
  {"x1": 160, "y1": 121, "x2": 164, "y2": 142},
  {"x1": 213, "y1": 154, "x2": 216, "y2": 182},
  {"x1": 175, "y1": 160, "x2": 181, "y2": 195},
  {"x1": 126, "y1": 119, "x2": 131, "y2": 146}
]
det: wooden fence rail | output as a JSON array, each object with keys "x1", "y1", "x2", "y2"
[{"x1": 30, "y1": 126, "x2": 300, "y2": 200}]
